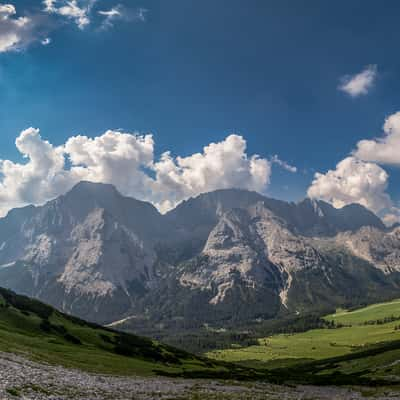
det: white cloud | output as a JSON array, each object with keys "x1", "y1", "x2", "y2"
[
  {"x1": 354, "y1": 111, "x2": 400, "y2": 165},
  {"x1": 382, "y1": 213, "x2": 400, "y2": 227},
  {"x1": 44, "y1": 1, "x2": 145, "y2": 31},
  {"x1": 43, "y1": 0, "x2": 96, "y2": 29},
  {"x1": 0, "y1": 128, "x2": 67, "y2": 212},
  {"x1": 98, "y1": 5, "x2": 147, "y2": 30},
  {"x1": 98, "y1": 5, "x2": 122, "y2": 29},
  {"x1": 0, "y1": 3, "x2": 47, "y2": 53},
  {"x1": 64, "y1": 130, "x2": 155, "y2": 202},
  {"x1": 0, "y1": 3, "x2": 15, "y2": 18},
  {"x1": 0, "y1": 1, "x2": 144, "y2": 53},
  {"x1": 0, "y1": 130, "x2": 272, "y2": 216},
  {"x1": 151, "y1": 135, "x2": 271, "y2": 211},
  {"x1": 43, "y1": 0, "x2": 57, "y2": 12},
  {"x1": 307, "y1": 156, "x2": 394, "y2": 216},
  {"x1": 98, "y1": 8, "x2": 121, "y2": 18},
  {"x1": 338, "y1": 65, "x2": 377, "y2": 97},
  {"x1": 270, "y1": 155, "x2": 297, "y2": 173},
  {"x1": 308, "y1": 110, "x2": 400, "y2": 225}
]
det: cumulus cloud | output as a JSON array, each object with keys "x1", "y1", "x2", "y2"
[
  {"x1": 354, "y1": 111, "x2": 400, "y2": 165},
  {"x1": 151, "y1": 135, "x2": 271, "y2": 211},
  {"x1": 0, "y1": 3, "x2": 48, "y2": 52},
  {"x1": 0, "y1": 130, "x2": 272, "y2": 216},
  {"x1": 0, "y1": 128, "x2": 67, "y2": 212},
  {"x1": 64, "y1": 130, "x2": 155, "y2": 202},
  {"x1": 270, "y1": 155, "x2": 297, "y2": 173},
  {"x1": 338, "y1": 65, "x2": 377, "y2": 97},
  {"x1": 0, "y1": 3, "x2": 14, "y2": 18},
  {"x1": 307, "y1": 156, "x2": 394, "y2": 216},
  {"x1": 307, "y1": 110, "x2": 400, "y2": 225}
]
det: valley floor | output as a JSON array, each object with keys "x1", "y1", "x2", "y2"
[{"x1": 0, "y1": 352, "x2": 399, "y2": 400}]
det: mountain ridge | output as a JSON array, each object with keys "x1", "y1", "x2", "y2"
[{"x1": 0, "y1": 181, "x2": 397, "y2": 326}]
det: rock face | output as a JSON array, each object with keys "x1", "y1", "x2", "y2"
[
  {"x1": 0, "y1": 182, "x2": 398, "y2": 325},
  {"x1": 0, "y1": 182, "x2": 162, "y2": 323},
  {"x1": 336, "y1": 226, "x2": 400, "y2": 274}
]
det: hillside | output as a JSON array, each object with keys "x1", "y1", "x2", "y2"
[
  {"x1": 0, "y1": 286, "x2": 236, "y2": 377},
  {"x1": 2, "y1": 279, "x2": 400, "y2": 395}
]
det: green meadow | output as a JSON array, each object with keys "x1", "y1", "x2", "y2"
[
  {"x1": 208, "y1": 298, "x2": 400, "y2": 370},
  {"x1": 325, "y1": 299, "x2": 400, "y2": 325}
]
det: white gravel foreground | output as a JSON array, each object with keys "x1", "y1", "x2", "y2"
[{"x1": 0, "y1": 352, "x2": 400, "y2": 399}]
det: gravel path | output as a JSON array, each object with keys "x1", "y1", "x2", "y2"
[{"x1": 0, "y1": 352, "x2": 400, "y2": 399}]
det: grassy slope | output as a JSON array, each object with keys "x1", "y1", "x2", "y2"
[
  {"x1": 208, "y1": 298, "x2": 400, "y2": 383},
  {"x1": 325, "y1": 299, "x2": 400, "y2": 325},
  {"x1": 0, "y1": 287, "x2": 237, "y2": 377}
]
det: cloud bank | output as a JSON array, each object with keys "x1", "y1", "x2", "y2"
[
  {"x1": 338, "y1": 65, "x2": 377, "y2": 97},
  {"x1": 0, "y1": 129, "x2": 273, "y2": 216}
]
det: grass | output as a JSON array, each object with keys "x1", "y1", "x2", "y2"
[
  {"x1": 208, "y1": 297, "x2": 400, "y2": 376},
  {"x1": 209, "y1": 324, "x2": 400, "y2": 364},
  {"x1": 4, "y1": 286, "x2": 400, "y2": 386},
  {"x1": 324, "y1": 299, "x2": 400, "y2": 325},
  {"x1": 0, "y1": 287, "x2": 230, "y2": 377},
  {"x1": 6, "y1": 387, "x2": 21, "y2": 397}
]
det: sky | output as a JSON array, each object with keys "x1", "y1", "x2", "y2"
[{"x1": 1, "y1": 1, "x2": 400, "y2": 223}]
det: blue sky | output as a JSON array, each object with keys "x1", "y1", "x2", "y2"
[{"x1": 1, "y1": 1, "x2": 400, "y2": 222}]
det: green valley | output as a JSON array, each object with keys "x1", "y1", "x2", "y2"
[{"x1": 207, "y1": 298, "x2": 400, "y2": 383}]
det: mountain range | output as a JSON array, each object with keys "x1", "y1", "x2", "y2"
[{"x1": 0, "y1": 181, "x2": 399, "y2": 326}]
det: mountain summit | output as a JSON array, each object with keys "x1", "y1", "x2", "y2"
[{"x1": 0, "y1": 182, "x2": 397, "y2": 325}]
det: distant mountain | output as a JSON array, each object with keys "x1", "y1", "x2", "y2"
[
  {"x1": 0, "y1": 182, "x2": 398, "y2": 326},
  {"x1": 166, "y1": 189, "x2": 384, "y2": 235}
]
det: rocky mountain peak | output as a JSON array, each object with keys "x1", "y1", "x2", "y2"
[{"x1": 0, "y1": 181, "x2": 394, "y2": 325}]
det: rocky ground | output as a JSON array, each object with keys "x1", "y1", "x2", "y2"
[{"x1": 1, "y1": 352, "x2": 400, "y2": 399}]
